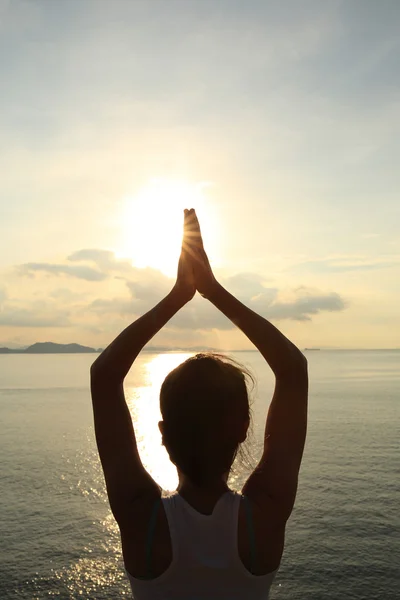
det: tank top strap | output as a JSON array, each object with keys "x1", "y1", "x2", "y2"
[
  {"x1": 242, "y1": 494, "x2": 257, "y2": 574},
  {"x1": 142, "y1": 496, "x2": 162, "y2": 580}
]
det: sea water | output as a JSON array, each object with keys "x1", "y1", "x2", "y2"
[{"x1": 0, "y1": 350, "x2": 399, "y2": 599}]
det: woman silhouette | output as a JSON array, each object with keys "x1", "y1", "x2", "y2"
[{"x1": 90, "y1": 209, "x2": 308, "y2": 599}]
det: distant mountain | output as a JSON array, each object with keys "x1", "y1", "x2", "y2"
[
  {"x1": 28, "y1": 342, "x2": 96, "y2": 353},
  {"x1": 0, "y1": 342, "x2": 97, "y2": 354},
  {"x1": 0, "y1": 342, "x2": 222, "y2": 354},
  {"x1": 0, "y1": 342, "x2": 260, "y2": 355},
  {"x1": 0, "y1": 343, "x2": 397, "y2": 355}
]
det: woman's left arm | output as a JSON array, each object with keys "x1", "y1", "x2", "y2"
[{"x1": 90, "y1": 211, "x2": 195, "y2": 523}]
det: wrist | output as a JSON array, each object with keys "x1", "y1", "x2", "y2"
[
  {"x1": 204, "y1": 280, "x2": 223, "y2": 302},
  {"x1": 169, "y1": 285, "x2": 192, "y2": 308}
]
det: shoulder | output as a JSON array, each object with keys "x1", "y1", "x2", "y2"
[
  {"x1": 118, "y1": 491, "x2": 173, "y2": 579},
  {"x1": 240, "y1": 491, "x2": 285, "y2": 534},
  {"x1": 238, "y1": 493, "x2": 285, "y2": 574},
  {"x1": 118, "y1": 489, "x2": 163, "y2": 534},
  {"x1": 118, "y1": 493, "x2": 162, "y2": 558}
]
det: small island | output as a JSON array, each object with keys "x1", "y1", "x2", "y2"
[
  {"x1": 0, "y1": 342, "x2": 259, "y2": 354},
  {"x1": 0, "y1": 342, "x2": 98, "y2": 354},
  {"x1": 0, "y1": 342, "x2": 222, "y2": 354}
]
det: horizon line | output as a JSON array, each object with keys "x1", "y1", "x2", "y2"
[{"x1": 1, "y1": 341, "x2": 400, "y2": 353}]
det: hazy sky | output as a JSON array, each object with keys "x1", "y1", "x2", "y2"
[{"x1": 1, "y1": 0, "x2": 399, "y2": 349}]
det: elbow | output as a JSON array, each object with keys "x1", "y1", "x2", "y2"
[
  {"x1": 90, "y1": 357, "x2": 111, "y2": 384},
  {"x1": 277, "y1": 351, "x2": 308, "y2": 381},
  {"x1": 292, "y1": 351, "x2": 308, "y2": 375},
  {"x1": 90, "y1": 357, "x2": 123, "y2": 388},
  {"x1": 90, "y1": 356, "x2": 102, "y2": 379},
  {"x1": 90, "y1": 361, "x2": 102, "y2": 387},
  {"x1": 296, "y1": 351, "x2": 308, "y2": 372}
]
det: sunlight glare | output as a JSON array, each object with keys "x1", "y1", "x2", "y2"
[
  {"x1": 118, "y1": 179, "x2": 217, "y2": 277},
  {"x1": 126, "y1": 353, "x2": 193, "y2": 491}
]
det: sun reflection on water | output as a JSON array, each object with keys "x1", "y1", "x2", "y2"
[
  {"x1": 27, "y1": 354, "x2": 195, "y2": 597},
  {"x1": 126, "y1": 353, "x2": 193, "y2": 492}
]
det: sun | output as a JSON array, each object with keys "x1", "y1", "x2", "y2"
[{"x1": 117, "y1": 178, "x2": 218, "y2": 277}]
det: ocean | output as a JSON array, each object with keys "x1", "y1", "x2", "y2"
[{"x1": 0, "y1": 350, "x2": 399, "y2": 599}]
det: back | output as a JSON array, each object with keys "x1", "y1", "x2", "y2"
[{"x1": 126, "y1": 491, "x2": 278, "y2": 600}]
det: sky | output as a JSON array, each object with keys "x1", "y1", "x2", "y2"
[{"x1": 1, "y1": 0, "x2": 399, "y2": 350}]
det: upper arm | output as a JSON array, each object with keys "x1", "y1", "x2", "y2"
[
  {"x1": 90, "y1": 369, "x2": 160, "y2": 523},
  {"x1": 242, "y1": 357, "x2": 308, "y2": 523}
]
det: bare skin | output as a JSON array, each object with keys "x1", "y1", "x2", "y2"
[{"x1": 91, "y1": 209, "x2": 308, "y2": 579}]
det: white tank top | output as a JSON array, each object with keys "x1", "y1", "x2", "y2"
[{"x1": 126, "y1": 490, "x2": 278, "y2": 599}]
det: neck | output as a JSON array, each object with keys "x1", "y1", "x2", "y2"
[{"x1": 176, "y1": 471, "x2": 230, "y2": 498}]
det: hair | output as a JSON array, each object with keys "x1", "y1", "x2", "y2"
[{"x1": 159, "y1": 352, "x2": 255, "y2": 487}]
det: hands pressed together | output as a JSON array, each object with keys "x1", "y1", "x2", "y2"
[{"x1": 173, "y1": 208, "x2": 218, "y2": 304}]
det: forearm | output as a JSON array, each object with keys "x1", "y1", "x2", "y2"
[
  {"x1": 208, "y1": 283, "x2": 305, "y2": 378},
  {"x1": 91, "y1": 287, "x2": 187, "y2": 384}
]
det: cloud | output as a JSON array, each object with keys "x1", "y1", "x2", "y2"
[
  {"x1": 1, "y1": 276, "x2": 73, "y2": 328},
  {"x1": 89, "y1": 297, "x2": 135, "y2": 317},
  {"x1": 17, "y1": 262, "x2": 107, "y2": 281},
  {"x1": 16, "y1": 249, "x2": 159, "y2": 284},
  {"x1": 67, "y1": 249, "x2": 133, "y2": 273},
  {"x1": 259, "y1": 288, "x2": 346, "y2": 322},
  {"x1": 0, "y1": 305, "x2": 70, "y2": 327},
  {"x1": 49, "y1": 287, "x2": 87, "y2": 302},
  {"x1": 289, "y1": 256, "x2": 400, "y2": 274},
  {"x1": 0, "y1": 284, "x2": 7, "y2": 306},
  {"x1": 10, "y1": 249, "x2": 347, "y2": 334},
  {"x1": 223, "y1": 272, "x2": 273, "y2": 300},
  {"x1": 86, "y1": 272, "x2": 346, "y2": 330},
  {"x1": 126, "y1": 269, "x2": 171, "y2": 304}
]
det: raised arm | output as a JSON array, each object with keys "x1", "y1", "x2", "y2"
[
  {"x1": 186, "y1": 209, "x2": 308, "y2": 523},
  {"x1": 90, "y1": 211, "x2": 195, "y2": 523}
]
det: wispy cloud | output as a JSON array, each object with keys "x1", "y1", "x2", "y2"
[
  {"x1": 84, "y1": 255, "x2": 347, "y2": 329},
  {"x1": 9, "y1": 249, "x2": 347, "y2": 333},
  {"x1": 0, "y1": 304, "x2": 70, "y2": 328},
  {"x1": 289, "y1": 255, "x2": 400, "y2": 274},
  {"x1": 18, "y1": 250, "x2": 136, "y2": 282},
  {"x1": 67, "y1": 249, "x2": 133, "y2": 273},
  {"x1": 17, "y1": 262, "x2": 107, "y2": 281},
  {"x1": 0, "y1": 284, "x2": 7, "y2": 305},
  {"x1": 260, "y1": 288, "x2": 346, "y2": 322}
]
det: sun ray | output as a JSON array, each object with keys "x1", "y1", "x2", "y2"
[{"x1": 117, "y1": 178, "x2": 218, "y2": 277}]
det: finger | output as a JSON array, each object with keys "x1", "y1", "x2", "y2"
[
  {"x1": 182, "y1": 209, "x2": 188, "y2": 235},
  {"x1": 184, "y1": 208, "x2": 197, "y2": 225},
  {"x1": 182, "y1": 209, "x2": 194, "y2": 241},
  {"x1": 191, "y1": 212, "x2": 204, "y2": 249},
  {"x1": 185, "y1": 210, "x2": 204, "y2": 249},
  {"x1": 183, "y1": 241, "x2": 205, "y2": 264},
  {"x1": 184, "y1": 211, "x2": 199, "y2": 238}
]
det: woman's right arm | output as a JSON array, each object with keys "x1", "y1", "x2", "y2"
[
  {"x1": 187, "y1": 209, "x2": 308, "y2": 523},
  {"x1": 208, "y1": 283, "x2": 308, "y2": 522}
]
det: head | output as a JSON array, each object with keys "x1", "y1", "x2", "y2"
[{"x1": 158, "y1": 352, "x2": 254, "y2": 488}]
